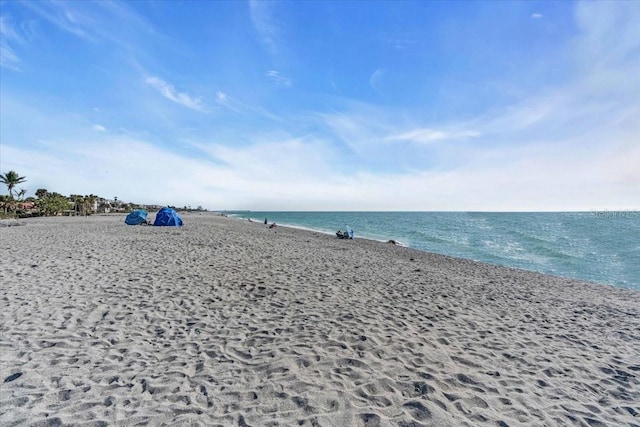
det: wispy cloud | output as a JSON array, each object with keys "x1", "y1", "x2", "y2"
[
  {"x1": 0, "y1": 17, "x2": 23, "y2": 70},
  {"x1": 4, "y1": 128, "x2": 637, "y2": 211},
  {"x1": 320, "y1": 107, "x2": 391, "y2": 158},
  {"x1": 145, "y1": 76, "x2": 208, "y2": 112},
  {"x1": 21, "y1": 1, "x2": 96, "y2": 41},
  {"x1": 387, "y1": 128, "x2": 481, "y2": 144},
  {"x1": 92, "y1": 124, "x2": 106, "y2": 132},
  {"x1": 20, "y1": 0, "x2": 159, "y2": 54},
  {"x1": 0, "y1": 44, "x2": 21, "y2": 71},
  {"x1": 386, "y1": 37, "x2": 418, "y2": 50},
  {"x1": 199, "y1": 136, "x2": 336, "y2": 181},
  {"x1": 369, "y1": 68, "x2": 385, "y2": 94},
  {"x1": 215, "y1": 91, "x2": 244, "y2": 113},
  {"x1": 266, "y1": 70, "x2": 291, "y2": 86},
  {"x1": 2, "y1": 80, "x2": 638, "y2": 211},
  {"x1": 0, "y1": 16, "x2": 20, "y2": 39},
  {"x1": 574, "y1": 1, "x2": 640, "y2": 71},
  {"x1": 249, "y1": 0, "x2": 279, "y2": 55},
  {"x1": 214, "y1": 91, "x2": 282, "y2": 121},
  {"x1": 531, "y1": 13, "x2": 543, "y2": 19}
]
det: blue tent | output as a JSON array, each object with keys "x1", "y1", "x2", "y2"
[
  {"x1": 125, "y1": 209, "x2": 148, "y2": 225},
  {"x1": 153, "y1": 207, "x2": 183, "y2": 227}
]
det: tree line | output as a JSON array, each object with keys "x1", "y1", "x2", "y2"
[{"x1": 1, "y1": 170, "x2": 136, "y2": 218}]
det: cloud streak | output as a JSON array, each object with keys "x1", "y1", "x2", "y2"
[
  {"x1": 249, "y1": 0, "x2": 279, "y2": 55},
  {"x1": 369, "y1": 68, "x2": 385, "y2": 94},
  {"x1": 145, "y1": 76, "x2": 208, "y2": 112},
  {"x1": 0, "y1": 17, "x2": 23, "y2": 70},
  {"x1": 21, "y1": 1, "x2": 96, "y2": 41},
  {"x1": 215, "y1": 91, "x2": 245, "y2": 113},
  {"x1": 387, "y1": 128, "x2": 480, "y2": 144},
  {"x1": 18, "y1": 0, "x2": 163, "y2": 63},
  {"x1": 266, "y1": 70, "x2": 291, "y2": 86}
]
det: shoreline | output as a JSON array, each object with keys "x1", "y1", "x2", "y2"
[
  {"x1": 228, "y1": 211, "x2": 636, "y2": 291},
  {"x1": 231, "y1": 213, "x2": 411, "y2": 247},
  {"x1": 1, "y1": 213, "x2": 639, "y2": 426}
]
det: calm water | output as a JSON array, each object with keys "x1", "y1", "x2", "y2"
[{"x1": 228, "y1": 211, "x2": 640, "y2": 290}]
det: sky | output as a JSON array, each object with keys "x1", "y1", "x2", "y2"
[{"x1": 0, "y1": 0, "x2": 638, "y2": 211}]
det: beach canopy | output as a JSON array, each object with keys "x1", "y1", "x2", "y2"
[
  {"x1": 346, "y1": 225, "x2": 354, "y2": 239},
  {"x1": 153, "y1": 207, "x2": 183, "y2": 227},
  {"x1": 124, "y1": 209, "x2": 148, "y2": 225}
]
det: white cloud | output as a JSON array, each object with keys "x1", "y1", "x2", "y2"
[
  {"x1": 369, "y1": 68, "x2": 385, "y2": 94},
  {"x1": 92, "y1": 124, "x2": 106, "y2": 132},
  {"x1": 266, "y1": 70, "x2": 291, "y2": 86},
  {"x1": 215, "y1": 91, "x2": 244, "y2": 113},
  {"x1": 145, "y1": 76, "x2": 208, "y2": 112},
  {"x1": 21, "y1": 1, "x2": 95, "y2": 41},
  {"x1": 0, "y1": 17, "x2": 22, "y2": 70},
  {"x1": 0, "y1": 16, "x2": 18, "y2": 38},
  {"x1": 196, "y1": 136, "x2": 337, "y2": 184},
  {"x1": 386, "y1": 37, "x2": 418, "y2": 50},
  {"x1": 212, "y1": 90, "x2": 282, "y2": 121},
  {"x1": 573, "y1": 1, "x2": 640, "y2": 72},
  {"x1": 4, "y1": 129, "x2": 636, "y2": 211},
  {"x1": 21, "y1": 0, "x2": 157, "y2": 50},
  {"x1": 531, "y1": 13, "x2": 543, "y2": 19},
  {"x1": 320, "y1": 108, "x2": 392, "y2": 157},
  {"x1": 2, "y1": 79, "x2": 637, "y2": 211},
  {"x1": 0, "y1": 45, "x2": 20, "y2": 71},
  {"x1": 249, "y1": 0, "x2": 279, "y2": 55},
  {"x1": 1, "y1": 138, "x2": 219, "y2": 207},
  {"x1": 387, "y1": 128, "x2": 481, "y2": 144},
  {"x1": 0, "y1": 132, "x2": 340, "y2": 209}
]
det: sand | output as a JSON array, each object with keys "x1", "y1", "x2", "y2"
[{"x1": 1, "y1": 213, "x2": 639, "y2": 427}]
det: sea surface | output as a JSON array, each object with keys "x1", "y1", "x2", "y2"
[{"x1": 228, "y1": 211, "x2": 640, "y2": 290}]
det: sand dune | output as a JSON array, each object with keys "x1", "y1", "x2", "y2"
[{"x1": 1, "y1": 213, "x2": 639, "y2": 426}]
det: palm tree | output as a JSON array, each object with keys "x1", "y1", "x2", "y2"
[
  {"x1": 0, "y1": 170, "x2": 27, "y2": 199},
  {"x1": 83, "y1": 194, "x2": 98, "y2": 215},
  {"x1": 35, "y1": 188, "x2": 49, "y2": 199},
  {"x1": 69, "y1": 194, "x2": 84, "y2": 215}
]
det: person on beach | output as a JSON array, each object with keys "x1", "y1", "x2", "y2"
[
  {"x1": 264, "y1": 218, "x2": 267, "y2": 224},
  {"x1": 269, "y1": 222, "x2": 276, "y2": 229},
  {"x1": 336, "y1": 227, "x2": 354, "y2": 239}
]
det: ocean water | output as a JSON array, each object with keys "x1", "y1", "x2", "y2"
[{"x1": 229, "y1": 211, "x2": 640, "y2": 290}]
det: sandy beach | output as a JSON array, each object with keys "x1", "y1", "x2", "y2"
[{"x1": 1, "y1": 213, "x2": 639, "y2": 427}]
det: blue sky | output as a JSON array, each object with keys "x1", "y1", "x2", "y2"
[{"x1": 1, "y1": 0, "x2": 638, "y2": 211}]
